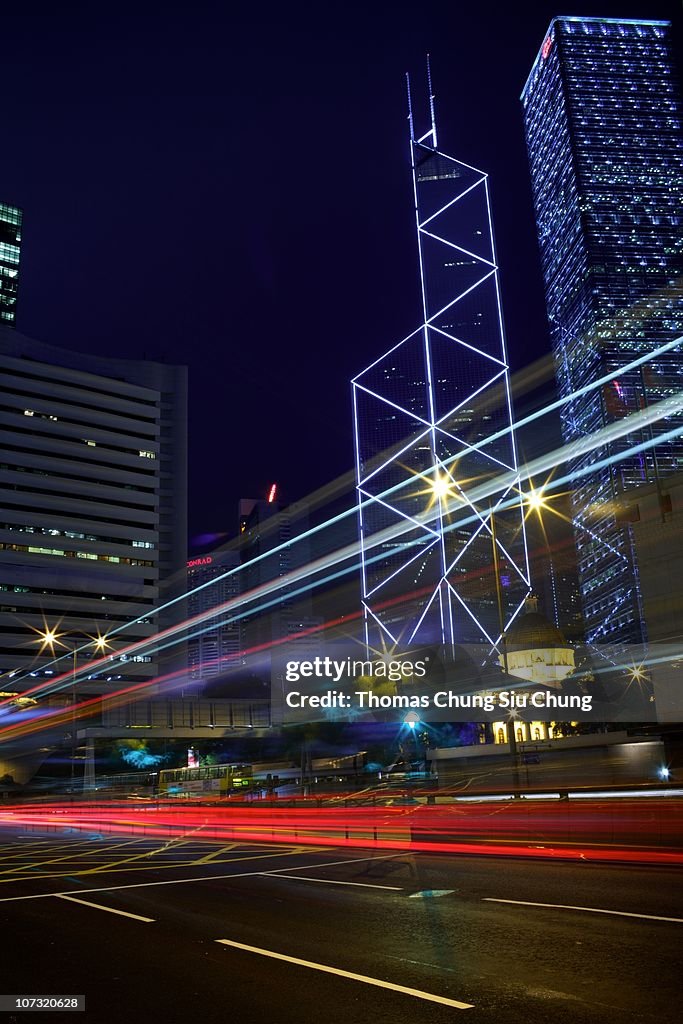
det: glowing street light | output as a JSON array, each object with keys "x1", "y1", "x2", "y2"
[
  {"x1": 92, "y1": 633, "x2": 112, "y2": 653},
  {"x1": 35, "y1": 625, "x2": 68, "y2": 656},
  {"x1": 402, "y1": 711, "x2": 424, "y2": 773},
  {"x1": 526, "y1": 487, "x2": 547, "y2": 512},
  {"x1": 431, "y1": 473, "x2": 453, "y2": 501},
  {"x1": 33, "y1": 625, "x2": 113, "y2": 793},
  {"x1": 35, "y1": 626, "x2": 112, "y2": 659}
]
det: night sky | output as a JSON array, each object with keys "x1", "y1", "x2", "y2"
[{"x1": 3, "y1": 1, "x2": 680, "y2": 543}]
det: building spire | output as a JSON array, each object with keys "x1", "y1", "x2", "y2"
[
  {"x1": 406, "y1": 71, "x2": 415, "y2": 143},
  {"x1": 427, "y1": 53, "x2": 437, "y2": 148},
  {"x1": 406, "y1": 58, "x2": 438, "y2": 147}
]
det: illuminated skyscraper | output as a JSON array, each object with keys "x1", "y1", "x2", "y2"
[
  {"x1": 239, "y1": 495, "x2": 320, "y2": 659},
  {"x1": 0, "y1": 203, "x2": 22, "y2": 326},
  {"x1": 521, "y1": 17, "x2": 683, "y2": 645},
  {"x1": 0, "y1": 327, "x2": 187, "y2": 694},
  {"x1": 353, "y1": 73, "x2": 530, "y2": 651},
  {"x1": 187, "y1": 551, "x2": 241, "y2": 685}
]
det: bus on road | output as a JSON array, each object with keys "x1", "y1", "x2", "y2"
[{"x1": 158, "y1": 763, "x2": 252, "y2": 798}]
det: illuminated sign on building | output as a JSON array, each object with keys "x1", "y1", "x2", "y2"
[{"x1": 187, "y1": 556, "x2": 213, "y2": 568}]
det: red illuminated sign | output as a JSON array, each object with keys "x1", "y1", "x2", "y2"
[
  {"x1": 541, "y1": 36, "x2": 553, "y2": 60},
  {"x1": 187, "y1": 556, "x2": 213, "y2": 568},
  {"x1": 267, "y1": 483, "x2": 277, "y2": 503}
]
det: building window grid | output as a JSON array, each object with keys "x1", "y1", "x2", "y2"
[{"x1": 522, "y1": 16, "x2": 683, "y2": 644}]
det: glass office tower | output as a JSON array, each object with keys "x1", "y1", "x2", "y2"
[
  {"x1": 0, "y1": 203, "x2": 22, "y2": 326},
  {"x1": 521, "y1": 17, "x2": 683, "y2": 644}
]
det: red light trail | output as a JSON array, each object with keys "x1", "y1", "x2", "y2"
[{"x1": 2, "y1": 798, "x2": 681, "y2": 866}]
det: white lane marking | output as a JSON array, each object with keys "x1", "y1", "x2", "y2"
[
  {"x1": 266, "y1": 854, "x2": 408, "y2": 874},
  {"x1": 0, "y1": 853, "x2": 405, "y2": 903},
  {"x1": 483, "y1": 898, "x2": 683, "y2": 924},
  {"x1": 261, "y1": 873, "x2": 402, "y2": 891},
  {"x1": 215, "y1": 938, "x2": 474, "y2": 1009},
  {"x1": 57, "y1": 894, "x2": 154, "y2": 922},
  {"x1": 409, "y1": 890, "x2": 456, "y2": 898}
]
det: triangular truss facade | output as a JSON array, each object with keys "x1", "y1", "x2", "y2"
[{"x1": 353, "y1": 78, "x2": 530, "y2": 651}]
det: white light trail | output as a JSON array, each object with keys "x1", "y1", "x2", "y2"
[{"x1": 14, "y1": 392, "x2": 683, "y2": 701}]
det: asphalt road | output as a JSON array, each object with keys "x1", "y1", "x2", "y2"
[{"x1": 0, "y1": 826, "x2": 681, "y2": 1024}]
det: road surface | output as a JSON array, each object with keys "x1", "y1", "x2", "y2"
[{"x1": 0, "y1": 825, "x2": 680, "y2": 1023}]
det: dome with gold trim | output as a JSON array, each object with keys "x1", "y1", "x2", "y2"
[
  {"x1": 499, "y1": 596, "x2": 575, "y2": 686},
  {"x1": 506, "y1": 612, "x2": 570, "y2": 651}
]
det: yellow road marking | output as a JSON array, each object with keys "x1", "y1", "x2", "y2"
[
  {"x1": 0, "y1": 841, "x2": 54, "y2": 851},
  {"x1": 194, "y1": 843, "x2": 240, "y2": 864},
  {"x1": 79, "y1": 847, "x2": 319, "y2": 876},
  {"x1": 0, "y1": 838, "x2": 146, "y2": 876},
  {"x1": 0, "y1": 853, "x2": 405, "y2": 903},
  {"x1": 82, "y1": 839, "x2": 196, "y2": 873},
  {"x1": 0, "y1": 845, "x2": 319, "y2": 885}
]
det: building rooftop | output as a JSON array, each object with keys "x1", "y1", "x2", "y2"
[{"x1": 505, "y1": 597, "x2": 571, "y2": 651}]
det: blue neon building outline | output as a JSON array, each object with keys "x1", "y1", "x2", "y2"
[{"x1": 353, "y1": 67, "x2": 530, "y2": 651}]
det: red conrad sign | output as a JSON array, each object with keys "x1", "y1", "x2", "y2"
[{"x1": 187, "y1": 556, "x2": 213, "y2": 567}]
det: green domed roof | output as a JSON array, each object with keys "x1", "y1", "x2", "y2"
[{"x1": 505, "y1": 601, "x2": 571, "y2": 650}]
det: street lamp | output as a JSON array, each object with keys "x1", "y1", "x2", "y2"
[
  {"x1": 426, "y1": 472, "x2": 523, "y2": 790},
  {"x1": 427, "y1": 470, "x2": 555, "y2": 793},
  {"x1": 403, "y1": 710, "x2": 423, "y2": 762},
  {"x1": 489, "y1": 502, "x2": 522, "y2": 797},
  {"x1": 404, "y1": 710, "x2": 420, "y2": 731},
  {"x1": 35, "y1": 627, "x2": 112, "y2": 794}
]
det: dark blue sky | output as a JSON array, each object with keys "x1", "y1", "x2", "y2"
[{"x1": 3, "y1": 1, "x2": 680, "y2": 541}]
